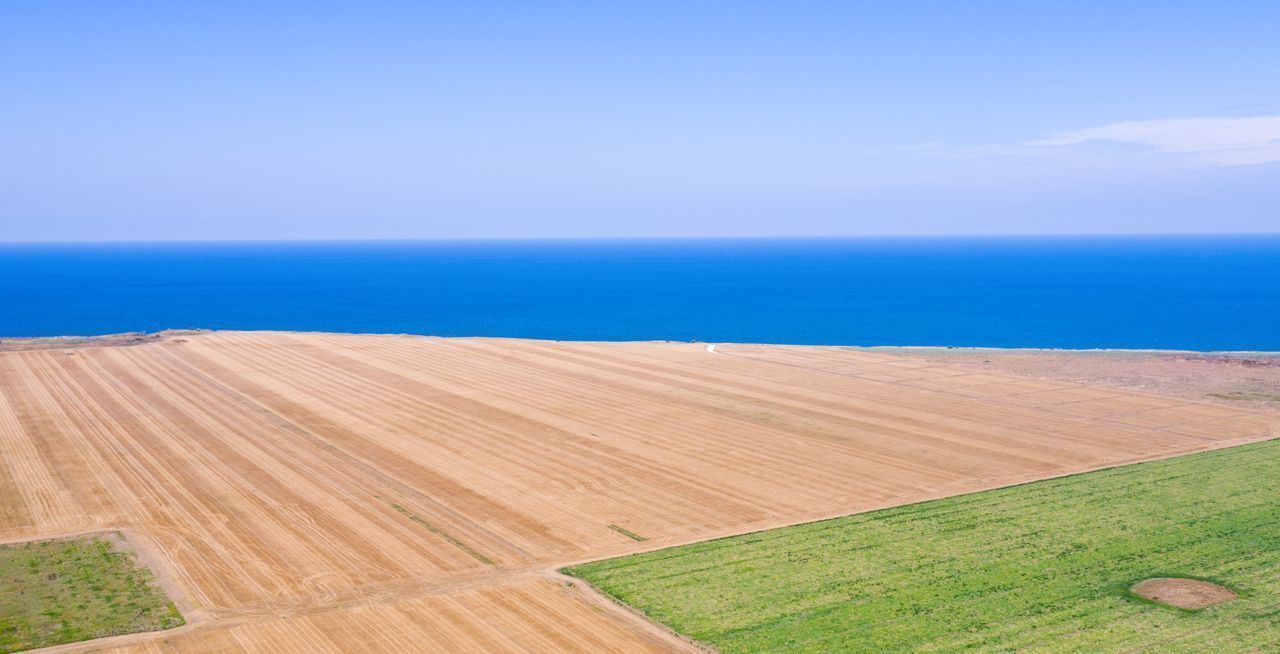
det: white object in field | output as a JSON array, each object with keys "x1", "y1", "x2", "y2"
[{"x1": 706, "y1": 344, "x2": 717, "y2": 353}]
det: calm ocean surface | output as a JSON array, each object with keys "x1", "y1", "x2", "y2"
[{"x1": 2, "y1": 236, "x2": 1278, "y2": 350}]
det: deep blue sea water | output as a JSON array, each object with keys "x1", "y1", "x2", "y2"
[{"x1": 2, "y1": 236, "x2": 1278, "y2": 350}]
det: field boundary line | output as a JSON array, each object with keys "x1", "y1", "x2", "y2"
[
  {"x1": 555, "y1": 431, "x2": 1280, "y2": 571},
  {"x1": 546, "y1": 570, "x2": 716, "y2": 654},
  {"x1": 552, "y1": 433, "x2": 1280, "y2": 654}
]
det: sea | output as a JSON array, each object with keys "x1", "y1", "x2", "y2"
[{"x1": 2, "y1": 235, "x2": 1278, "y2": 350}]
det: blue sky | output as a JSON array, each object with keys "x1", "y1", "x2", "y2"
[{"x1": 2, "y1": 2, "x2": 1278, "y2": 241}]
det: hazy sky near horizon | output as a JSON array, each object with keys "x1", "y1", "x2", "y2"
[{"x1": 2, "y1": 2, "x2": 1279, "y2": 241}]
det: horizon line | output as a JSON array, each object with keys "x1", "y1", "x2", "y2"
[{"x1": 4, "y1": 231, "x2": 1280, "y2": 246}]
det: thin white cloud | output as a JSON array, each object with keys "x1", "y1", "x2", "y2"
[
  {"x1": 882, "y1": 115, "x2": 1280, "y2": 180},
  {"x1": 1028, "y1": 116, "x2": 1280, "y2": 166}
]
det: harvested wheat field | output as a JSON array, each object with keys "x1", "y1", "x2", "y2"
[{"x1": 1, "y1": 331, "x2": 1278, "y2": 652}]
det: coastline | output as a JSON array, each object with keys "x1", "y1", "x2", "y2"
[
  {"x1": 862, "y1": 345, "x2": 1280, "y2": 356},
  {"x1": 0, "y1": 329, "x2": 208, "y2": 352},
  {"x1": 4, "y1": 328, "x2": 1280, "y2": 355}
]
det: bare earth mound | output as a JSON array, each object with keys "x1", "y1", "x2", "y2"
[{"x1": 1131, "y1": 577, "x2": 1237, "y2": 609}]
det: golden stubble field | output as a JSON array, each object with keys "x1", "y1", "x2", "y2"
[{"x1": 1, "y1": 332, "x2": 1277, "y2": 653}]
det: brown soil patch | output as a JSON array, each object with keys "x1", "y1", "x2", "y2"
[
  {"x1": 1131, "y1": 577, "x2": 1237, "y2": 609},
  {"x1": 871, "y1": 347, "x2": 1280, "y2": 412}
]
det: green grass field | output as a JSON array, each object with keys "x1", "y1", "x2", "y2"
[
  {"x1": 567, "y1": 439, "x2": 1280, "y2": 653},
  {"x1": 0, "y1": 535, "x2": 183, "y2": 653}
]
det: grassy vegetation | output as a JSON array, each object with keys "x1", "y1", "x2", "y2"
[
  {"x1": 388, "y1": 501, "x2": 494, "y2": 565},
  {"x1": 567, "y1": 439, "x2": 1280, "y2": 653},
  {"x1": 1208, "y1": 391, "x2": 1280, "y2": 403},
  {"x1": 0, "y1": 535, "x2": 183, "y2": 653},
  {"x1": 607, "y1": 524, "x2": 649, "y2": 542}
]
